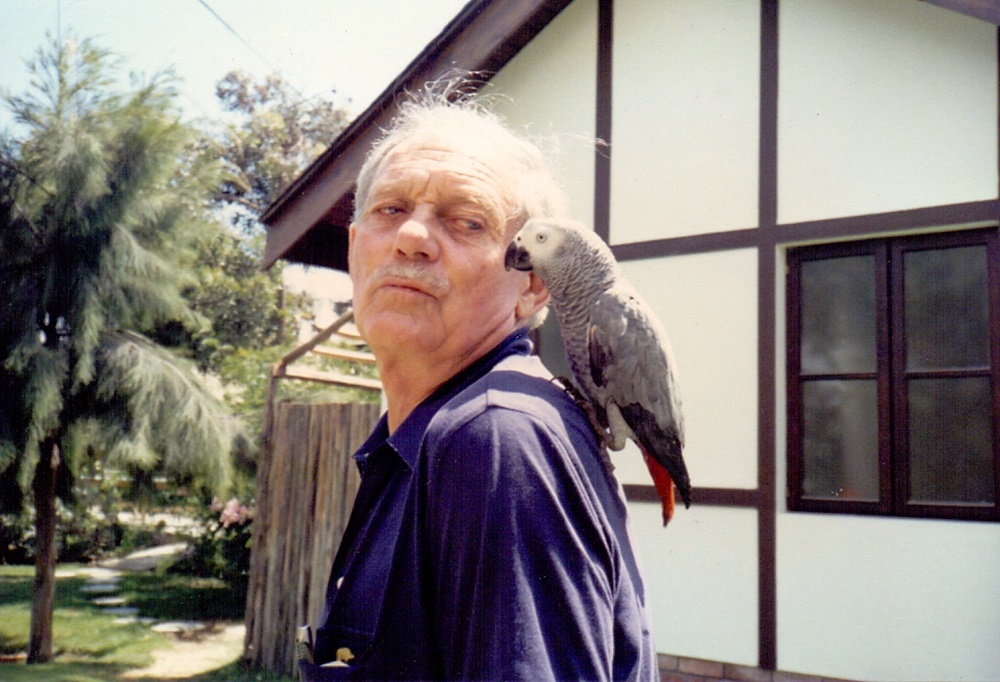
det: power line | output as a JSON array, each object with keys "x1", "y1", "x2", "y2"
[
  {"x1": 195, "y1": 0, "x2": 309, "y2": 100},
  {"x1": 195, "y1": 1, "x2": 270, "y2": 72}
]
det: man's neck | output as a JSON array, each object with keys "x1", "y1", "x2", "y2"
[
  {"x1": 376, "y1": 347, "x2": 477, "y2": 432},
  {"x1": 375, "y1": 329, "x2": 521, "y2": 432}
]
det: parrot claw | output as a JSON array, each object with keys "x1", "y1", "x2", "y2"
[
  {"x1": 597, "y1": 442, "x2": 615, "y2": 474},
  {"x1": 553, "y1": 376, "x2": 615, "y2": 474}
]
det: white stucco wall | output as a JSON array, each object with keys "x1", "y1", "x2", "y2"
[
  {"x1": 609, "y1": 0, "x2": 761, "y2": 243},
  {"x1": 777, "y1": 513, "x2": 1000, "y2": 681},
  {"x1": 617, "y1": 251, "x2": 758, "y2": 491},
  {"x1": 488, "y1": 0, "x2": 598, "y2": 223},
  {"x1": 631, "y1": 502, "x2": 760, "y2": 667},
  {"x1": 619, "y1": 250, "x2": 762, "y2": 665},
  {"x1": 778, "y1": 0, "x2": 999, "y2": 224}
]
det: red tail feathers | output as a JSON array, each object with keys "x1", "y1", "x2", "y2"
[{"x1": 641, "y1": 449, "x2": 676, "y2": 526}]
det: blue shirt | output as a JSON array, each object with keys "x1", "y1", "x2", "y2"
[{"x1": 306, "y1": 330, "x2": 658, "y2": 681}]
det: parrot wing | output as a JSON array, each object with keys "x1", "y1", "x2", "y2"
[{"x1": 588, "y1": 286, "x2": 691, "y2": 523}]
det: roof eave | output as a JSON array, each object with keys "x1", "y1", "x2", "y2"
[{"x1": 920, "y1": 0, "x2": 1000, "y2": 25}]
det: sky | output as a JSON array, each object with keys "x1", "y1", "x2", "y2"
[
  {"x1": 0, "y1": 0, "x2": 470, "y2": 125},
  {"x1": 1, "y1": 0, "x2": 471, "y2": 315}
]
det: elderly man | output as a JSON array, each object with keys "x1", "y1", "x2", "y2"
[{"x1": 300, "y1": 86, "x2": 658, "y2": 681}]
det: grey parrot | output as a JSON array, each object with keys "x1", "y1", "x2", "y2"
[{"x1": 504, "y1": 218, "x2": 691, "y2": 525}]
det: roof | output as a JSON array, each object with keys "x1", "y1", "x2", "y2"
[{"x1": 260, "y1": 0, "x2": 1000, "y2": 270}]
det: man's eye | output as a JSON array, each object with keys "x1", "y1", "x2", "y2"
[
  {"x1": 378, "y1": 205, "x2": 405, "y2": 216},
  {"x1": 455, "y1": 218, "x2": 485, "y2": 233}
]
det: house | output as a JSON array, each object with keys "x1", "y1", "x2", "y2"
[{"x1": 261, "y1": 1, "x2": 1000, "y2": 680}]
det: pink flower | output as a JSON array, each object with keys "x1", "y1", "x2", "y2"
[{"x1": 219, "y1": 497, "x2": 249, "y2": 528}]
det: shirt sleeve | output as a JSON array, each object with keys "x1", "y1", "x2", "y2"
[{"x1": 422, "y1": 404, "x2": 621, "y2": 681}]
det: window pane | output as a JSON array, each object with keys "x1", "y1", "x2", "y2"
[
  {"x1": 802, "y1": 380, "x2": 879, "y2": 501},
  {"x1": 905, "y1": 246, "x2": 989, "y2": 370},
  {"x1": 908, "y1": 377, "x2": 994, "y2": 505},
  {"x1": 801, "y1": 256, "x2": 876, "y2": 374}
]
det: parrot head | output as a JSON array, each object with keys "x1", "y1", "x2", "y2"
[
  {"x1": 504, "y1": 219, "x2": 571, "y2": 273},
  {"x1": 505, "y1": 218, "x2": 617, "y2": 286}
]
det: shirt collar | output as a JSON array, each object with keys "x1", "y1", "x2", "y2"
[{"x1": 354, "y1": 329, "x2": 534, "y2": 472}]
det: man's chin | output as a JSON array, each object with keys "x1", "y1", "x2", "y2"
[{"x1": 360, "y1": 312, "x2": 437, "y2": 352}]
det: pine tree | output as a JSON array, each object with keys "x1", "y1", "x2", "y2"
[{"x1": 0, "y1": 35, "x2": 239, "y2": 663}]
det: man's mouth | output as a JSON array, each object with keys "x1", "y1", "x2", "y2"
[
  {"x1": 381, "y1": 277, "x2": 432, "y2": 295},
  {"x1": 373, "y1": 264, "x2": 447, "y2": 295}
]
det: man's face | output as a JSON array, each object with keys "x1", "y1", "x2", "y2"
[{"x1": 348, "y1": 140, "x2": 536, "y2": 369}]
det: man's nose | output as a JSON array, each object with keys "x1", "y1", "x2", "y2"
[{"x1": 393, "y1": 204, "x2": 440, "y2": 260}]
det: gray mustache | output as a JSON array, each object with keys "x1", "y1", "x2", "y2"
[{"x1": 374, "y1": 265, "x2": 448, "y2": 293}]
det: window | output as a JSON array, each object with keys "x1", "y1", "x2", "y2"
[{"x1": 786, "y1": 228, "x2": 1000, "y2": 521}]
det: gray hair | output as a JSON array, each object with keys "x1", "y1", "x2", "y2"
[{"x1": 352, "y1": 78, "x2": 569, "y2": 229}]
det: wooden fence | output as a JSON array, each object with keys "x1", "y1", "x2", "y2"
[{"x1": 243, "y1": 400, "x2": 380, "y2": 675}]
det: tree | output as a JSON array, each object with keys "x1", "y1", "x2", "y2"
[
  {"x1": 0, "y1": 36, "x2": 240, "y2": 663},
  {"x1": 154, "y1": 228, "x2": 305, "y2": 373},
  {"x1": 209, "y1": 70, "x2": 349, "y2": 233},
  {"x1": 170, "y1": 71, "x2": 358, "y2": 448},
  {"x1": 164, "y1": 71, "x2": 348, "y2": 369}
]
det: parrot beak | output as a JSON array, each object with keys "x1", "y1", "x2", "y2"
[{"x1": 504, "y1": 240, "x2": 533, "y2": 272}]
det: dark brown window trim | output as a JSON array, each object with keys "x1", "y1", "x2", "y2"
[{"x1": 786, "y1": 227, "x2": 1000, "y2": 523}]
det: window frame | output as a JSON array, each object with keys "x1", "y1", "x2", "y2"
[{"x1": 786, "y1": 227, "x2": 1000, "y2": 522}]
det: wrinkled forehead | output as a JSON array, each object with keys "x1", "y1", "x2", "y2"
[{"x1": 367, "y1": 132, "x2": 524, "y2": 228}]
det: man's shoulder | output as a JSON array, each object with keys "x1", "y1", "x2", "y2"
[{"x1": 429, "y1": 353, "x2": 580, "y2": 438}]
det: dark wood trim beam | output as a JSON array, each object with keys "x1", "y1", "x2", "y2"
[
  {"x1": 594, "y1": 0, "x2": 613, "y2": 243},
  {"x1": 778, "y1": 200, "x2": 998, "y2": 245},
  {"x1": 612, "y1": 228, "x2": 760, "y2": 261},
  {"x1": 607, "y1": 201, "x2": 999, "y2": 265},
  {"x1": 623, "y1": 485, "x2": 760, "y2": 508},
  {"x1": 757, "y1": 232, "x2": 778, "y2": 673},
  {"x1": 757, "y1": 0, "x2": 780, "y2": 671}
]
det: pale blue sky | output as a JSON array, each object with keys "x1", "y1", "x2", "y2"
[{"x1": 0, "y1": 0, "x2": 469, "y2": 129}]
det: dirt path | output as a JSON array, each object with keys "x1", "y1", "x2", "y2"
[{"x1": 120, "y1": 623, "x2": 245, "y2": 679}]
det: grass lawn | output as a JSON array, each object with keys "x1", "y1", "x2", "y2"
[{"x1": 0, "y1": 564, "x2": 293, "y2": 681}]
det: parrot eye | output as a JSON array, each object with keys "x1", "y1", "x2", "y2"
[{"x1": 536, "y1": 233, "x2": 547, "y2": 243}]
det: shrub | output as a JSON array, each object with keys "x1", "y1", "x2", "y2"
[{"x1": 171, "y1": 496, "x2": 253, "y2": 590}]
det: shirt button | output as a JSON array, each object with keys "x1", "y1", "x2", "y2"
[{"x1": 336, "y1": 576, "x2": 345, "y2": 590}]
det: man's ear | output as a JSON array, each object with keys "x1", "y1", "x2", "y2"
[
  {"x1": 347, "y1": 223, "x2": 357, "y2": 272},
  {"x1": 515, "y1": 272, "x2": 550, "y2": 322}
]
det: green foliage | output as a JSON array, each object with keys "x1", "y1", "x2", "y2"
[
  {"x1": 0, "y1": 513, "x2": 34, "y2": 564},
  {"x1": 0, "y1": 475, "x2": 178, "y2": 566},
  {"x1": 207, "y1": 70, "x2": 348, "y2": 233},
  {"x1": 170, "y1": 496, "x2": 253, "y2": 593},
  {"x1": 91, "y1": 329, "x2": 238, "y2": 486},
  {"x1": 171, "y1": 69, "x2": 349, "y2": 374},
  {"x1": 163, "y1": 69, "x2": 353, "y2": 437},
  {"x1": 0, "y1": 33, "x2": 360, "y2": 671},
  {"x1": 0, "y1": 34, "x2": 246, "y2": 662},
  {"x1": 166, "y1": 229, "x2": 311, "y2": 373},
  {"x1": 0, "y1": 34, "x2": 239, "y2": 510}
]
